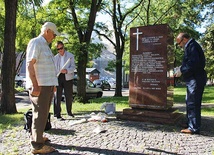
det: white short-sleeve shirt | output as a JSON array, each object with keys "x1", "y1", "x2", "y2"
[{"x1": 26, "y1": 35, "x2": 58, "y2": 89}]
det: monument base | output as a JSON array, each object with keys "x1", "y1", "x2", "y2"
[{"x1": 117, "y1": 108, "x2": 183, "y2": 125}]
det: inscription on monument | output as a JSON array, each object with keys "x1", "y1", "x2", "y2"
[
  {"x1": 142, "y1": 36, "x2": 163, "y2": 45},
  {"x1": 131, "y1": 52, "x2": 165, "y2": 74}
]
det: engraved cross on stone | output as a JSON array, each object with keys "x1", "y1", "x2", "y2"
[{"x1": 133, "y1": 28, "x2": 143, "y2": 51}]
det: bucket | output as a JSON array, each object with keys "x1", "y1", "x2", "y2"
[{"x1": 101, "y1": 102, "x2": 116, "y2": 114}]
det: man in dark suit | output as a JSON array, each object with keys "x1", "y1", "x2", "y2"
[{"x1": 174, "y1": 33, "x2": 207, "y2": 134}]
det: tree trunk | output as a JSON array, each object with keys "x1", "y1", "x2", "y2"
[
  {"x1": 0, "y1": 0, "x2": 18, "y2": 114},
  {"x1": 114, "y1": 50, "x2": 123, "y2": 97},
  {"x1": 77, "y1": 48, "x2": 87, "y2": 103}
]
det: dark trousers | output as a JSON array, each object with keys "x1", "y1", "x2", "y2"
[
  {"x1": 186, "y1": 79, "x2": 205, "y2": 133},
  {"x1": 54, "y1": 74, "x2": 73, "y2": 117}
]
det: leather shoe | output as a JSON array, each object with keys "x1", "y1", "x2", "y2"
[
  {"x1": 181, "y1": 128, "x2": 193, "y2": 134},
  {"x1": 43, "y1": 137, "x2": 50, "y2": 142},
  {"x1": 57, "y1": 116, "x2": 65, "y2": 121},
  {"x1": 31, "y1": 145, "x2": 56, "y2": 154},
  {"x1": 68, "y1": 113, "x2": 75, "y2": 117}
]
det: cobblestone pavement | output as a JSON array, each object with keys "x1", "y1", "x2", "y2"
[{"x1": 0, "y1": 93, "x2": 214, "y2": 155}]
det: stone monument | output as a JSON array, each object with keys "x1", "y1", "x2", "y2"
[{"x1": 117, "y1": 24, "x2": 181, "y2": 124}]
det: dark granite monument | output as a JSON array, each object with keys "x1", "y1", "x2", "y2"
[{"x1": 117, "y1": 24, "x2": 181, "y2": 124}]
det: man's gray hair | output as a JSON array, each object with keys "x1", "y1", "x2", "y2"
[{"x1": 40, "y1": 26, "x2": 47, "y2": 35}]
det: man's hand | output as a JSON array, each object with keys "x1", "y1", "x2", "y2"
[
  {"x1": 31, "y1": 86, "x2": 41, "y2": 97},
  {"x1": 60, "y1": 69, "x2": 67, "y2": 74},
  {"x1": 54, "y1": 86, "x2": 57, "y2": 92},
  {"x1": 174, "y1": 66, "x2": 182, "y2": 77}
]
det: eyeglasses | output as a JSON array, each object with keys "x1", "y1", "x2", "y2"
[
  {"x1": 57, "y1": 47, "x2": 64, "y2": 51},
  {"x1": 176, "y1": 38, "x2": 183, "y2": 46}
]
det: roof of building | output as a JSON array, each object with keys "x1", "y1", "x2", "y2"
[
  {"x1": 74, "y1": 68, "x2": 100, "y2": 74},
  {"x1": 86, "y1": 68, "x2": 100, "y2": 73}
]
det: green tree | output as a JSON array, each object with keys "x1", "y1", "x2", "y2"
[
  {"x1": 200, "y1": 2, "x2": 214, "y2": 81},
  {"x1": 105, "y1": 60, "x2": 116, "y2": 72},
  {"x1": 201, "y1": 24, "x2": 214, "y2": 80}
]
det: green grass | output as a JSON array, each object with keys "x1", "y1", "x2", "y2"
[
  {"x1": 15, "y1": 86, "x2": 25, "y2": 92},
  {"x1": 55, "y1": 96, "x2": 130, "y2": 116},
  {"x1": 174, "y1": 86, "x2": 214, "y2": 116},
  {"x1": 0, "y1": 113, "x2": 25, "y2": 134},
  {"x1": 174, "y1": 85, "x2": 214, "y2": 103},
  {"x1": 201, "y1": 107, "x2": 214, "y2": 116},
  {"x1": 0, "y1": 86, "x2": 213, "y2": 133}
]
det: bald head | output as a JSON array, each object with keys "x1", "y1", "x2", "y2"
[
  {"x1": 176, "y1": 33, "x2": 191, "y2": 47},
  {"x1": 177, "y1": 33, "x2": 190, "y2": 40}
]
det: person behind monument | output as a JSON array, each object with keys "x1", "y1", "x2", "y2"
[
  {"x1": 26, "y1": 22, "x2": 59, "y2": 154},
  {"x1": 54, "y1": 41, "x2": 76, "y2": 120},
  {"x1": 174, "y1": 32, "x2": 207, "y2": 134}
]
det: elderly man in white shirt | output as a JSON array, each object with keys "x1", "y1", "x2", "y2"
[
  {"x1": 26, "y1": 22, "x2": 59, "y2": 154},
  {"x1": 54, "y1": 41, "x2": 76, "y2": 120}
]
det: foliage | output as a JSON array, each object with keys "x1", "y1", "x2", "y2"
[
  {"x1": 200, "y1": 24, "x2": 214, "y2": 80},
  {"x1": 16, "y1": 2, "x2": 38, "y2": 52},
  {"x1": 15, "y1": 1, "x2": 46, "y2": 76},
  {"x1": 41, "y1": 1, "x2": 103, "y2": 53},
  {"x1": 16, "y1": 0, "x2": 49, "y2": 52},
  {"x1": 44, "y1": 0, "x2": 104, "y2": 60},
  {"x1": 105, "y1": 60, "x2": 116, "y2": 72},
  {"x1": 36, "y1": 0, "x2": 78, "y2": 55}
]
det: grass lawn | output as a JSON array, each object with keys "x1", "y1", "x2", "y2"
[
  {"x1": 174, "y1": 85, "x2": 214, "y2": 103},
  {"x1": 0, "y1": 86, "x2": 213, "y2": 133},
  {"x1": 174, "y1": 86, "x2": 214, "y2": 117}
]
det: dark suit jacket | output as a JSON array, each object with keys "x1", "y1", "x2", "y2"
[{"x1": 180, "y1": 39, "x2": 207, "y2": 85}]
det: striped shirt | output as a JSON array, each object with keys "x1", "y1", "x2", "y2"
[{"x1": 26, "y1": 35, "x2": 58, "y2": 88}]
